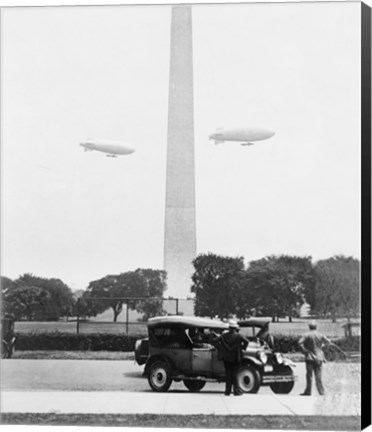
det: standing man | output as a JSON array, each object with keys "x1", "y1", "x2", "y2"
[
  {"x1": 299, "y1": 321, "x2": 330, "y2": 396},
  {"x1": 214, "y1": 320, "x2": 249, "y2": 396},
  {"x1": 256, "y1": 322, "x2": 275, "y2": 350},
  {"x1": 1, "y1": 317, "x2": 16, "y2": 359}
]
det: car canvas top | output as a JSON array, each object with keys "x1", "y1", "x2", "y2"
[
  {"x1": 238, "y1": 318, "x2": 272, "y2": 328},
  {"x1": 147, "y1": 315, "x2": 229, "y2": 330}
]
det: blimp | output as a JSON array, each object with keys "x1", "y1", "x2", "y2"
[
  {"x1": 79, "y1": 139, "x2": 135, "y2": 158},
  {"x1": 209, "y1": 127, "x2": 275, "y2": 146}
]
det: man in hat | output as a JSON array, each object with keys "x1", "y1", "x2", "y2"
[
  {"x1": 299, "y1": 321, "x2": 331, "y2": 396},
  {"x1": 214, "y1": 319, "x2": 249, "y2": 396}
]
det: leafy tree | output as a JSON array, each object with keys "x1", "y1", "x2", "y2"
[
  {"x1": 244, "y1": 255, "x2": 315, "y2": 322},
  {"x1": 131, "y1": 269, "x2": 167, "y2": 321},
  {"x1": 2, "y1": 274, "x2": 75, "y2": 321},
  {"x1": 1, "y1": 276, "x2": 16, "y2": 317},
  {"x1": 83, "y1": 269, "x2": 167, "y2": 322},
  {"x1": 3, "y1": 286, "x2": 52, "y2": 320},
  {"x1": 76, "y1": 295, "x2": 103, "y2": 320},
  {"x1": 312, "y1": 255, "x2": 360, "y2": 321},
  {"x1": 83, "y1": 274, "x2": 132, "y2": 322},
  {"x1": 1, "y1": 276, "x2": 16, "y2": 293},
  {"x1": 191, "y1": 253, "x2": 246, "y2": 319},
  {"x1": 12, "y1": 274, "x2": 75, "y2": 320}
]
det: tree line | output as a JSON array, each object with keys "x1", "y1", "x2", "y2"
[
  {"x1": 191, "y1": 254, "x2": 359, "y2": 322},
  {"x1": 1, "y1": 269, "x2": 167, "y2": 322},
  {"x1": 2, "y1": 274, "x2": 75, "y2": 321},
  {"x1": 77, "y1": 269, "x2": 167, "y2": 322},
  {"x1": 1, "y1": 254, "x2": 360, "y2": 322}
]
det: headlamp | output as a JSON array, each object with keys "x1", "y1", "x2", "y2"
[
  {"x1": 258, "y1": 351, "x2": 268, "y2": 364},
  {"x1": 275, "y1": 353, "x2": 284, "y2": 364}
]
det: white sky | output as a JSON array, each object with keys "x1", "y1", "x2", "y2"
[{"x1": 1, "y1": 2, "x2": 361, "y2": 291}]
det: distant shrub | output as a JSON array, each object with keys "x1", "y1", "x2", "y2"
[
  {"x1": 332, "y1": 335, "x2": 360, "y2": 352},
  {"x1": 14, "y1": 332, "x2": 360, "y2": 354},
  {"x1": 272, "y1": 334, "x2": 301, "y2": 353},
  {"x1": 14, "y1": 332, "x2": 147, "y2": 352},
  {"x1": 270, "y1": 334, "x2": 360, "y2": 355}
]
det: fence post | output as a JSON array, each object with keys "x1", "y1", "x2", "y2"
[
  {"x1": 126, "y1": 300, "x2": 129, "y2": 334},
  {"x1": 176, "y1": 298, "x2": 179, "y2": 315},
  {"x1": 76, "y1": 298, "x2": 80, "y2": 335}
]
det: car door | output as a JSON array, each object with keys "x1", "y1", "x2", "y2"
[
  {"x1": 192, "y1": 347, "x2": 213, "y2": 374},
  {"x1": 211, "y1": 348, "x2": 225, "y2": 376}
]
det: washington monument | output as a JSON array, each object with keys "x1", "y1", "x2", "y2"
[{"x1": 164, "y1": 5, "x2": 196, "y2": 300}]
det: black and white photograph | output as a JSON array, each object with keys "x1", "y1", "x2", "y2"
[{"x1": 1, "y1": 0, "x2": 370, "y2": 430}]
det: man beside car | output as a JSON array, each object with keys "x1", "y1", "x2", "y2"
[
  {"x1": 256, "y1": 322, "x2": 275, "y2": 350},
  {"x1": 213, "y1": 320, "x2": 249, "y2": 396},
  {"x1": 1, "y1": 318, "x2": 16, "y2": 359},
  {"x1": 298, "y1": 320, "x2": 331, "y2": 396}
]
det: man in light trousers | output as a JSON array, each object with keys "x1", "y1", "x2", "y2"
[{"x1": 299, "y1": 321, "x2": 331, "y2": 396}]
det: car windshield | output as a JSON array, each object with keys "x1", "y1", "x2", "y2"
[{"x1": 239, "y1": 326, "x2": 257, "y2": 339}]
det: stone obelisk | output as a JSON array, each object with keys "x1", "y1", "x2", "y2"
[{"x1": 164, "y1": 5, "x2": 196, "y2": 301}]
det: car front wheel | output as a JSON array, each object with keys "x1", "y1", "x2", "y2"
[
  {"x1": 237, "y1": 364, "x2": 261, "y2": 393},
  {"x1": 270, "y1": 365, "x2": 295, "y2": 394},
  {"x1": 183, "y1": 380, "x2": 206, "y2": 392},
  {"x1": 148, "y1": 360, "x2": 172, "y2": 392}
]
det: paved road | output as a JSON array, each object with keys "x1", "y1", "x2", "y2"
[
  {"x1": 0, "y1": 360, "x2": 361, "y2": 416},
  {"x1": 2, "y1": 359, "x2": 305, "y2": 393}
]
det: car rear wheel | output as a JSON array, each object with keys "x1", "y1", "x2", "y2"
[
  {"x1": 270, "y1": 365, "x2": 295, "y2": 394},
  {"x1": 237, "y1": 364, "x2": 261, "y2": 393},
  {"x1": 183, "y1": 380, "x2": 206, "y2": 392},
  {"x1": 148, "y1": 361, "x2": 172, "y2": 392}
]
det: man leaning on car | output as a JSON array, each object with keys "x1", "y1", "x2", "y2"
[{"x1": 213, "y1": 320, "x2": 249, "y2": 396}]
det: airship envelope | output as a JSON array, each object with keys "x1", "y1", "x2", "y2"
[
  {"x1": 80, "y1": 139, "x2": 135, "y2": 158},
  {"x1": 209, "y1": 127, "x2": 275, "y2": 146}
]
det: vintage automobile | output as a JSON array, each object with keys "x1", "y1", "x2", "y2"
[{"x1": 135, "y1": 315, "x2": 296, "y2": 394}]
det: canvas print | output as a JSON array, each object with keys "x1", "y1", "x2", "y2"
[{"x1": 1, "y1": 1, "x2": 368, "y2": 430}]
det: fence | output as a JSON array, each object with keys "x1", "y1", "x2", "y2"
[{"x1": 76, "y1": 297, "x2": 195, "y2": 334}]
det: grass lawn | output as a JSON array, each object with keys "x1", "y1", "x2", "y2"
[
  {"x1": 15, "y1": 321, "x2": 147, "y2": 335},
  {"x1": 11, "y1": 350, "x2": 136, "y2": 360}
]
